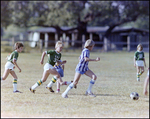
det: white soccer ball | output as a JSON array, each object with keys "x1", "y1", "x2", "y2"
[{"x1": 130, "y1": 92, "x2": 139, "y2": 100}]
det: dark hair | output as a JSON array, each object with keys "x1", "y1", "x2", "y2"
[{"x1": 14, "y1": 42, "x2": 24, "y2": 50}]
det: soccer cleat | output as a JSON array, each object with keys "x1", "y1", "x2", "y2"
[
  {"x1": 46, "y1": 86, "x2": 54, "y2": 93},
  {"x1": 29, "y1": 88, "x2": 35, "y2": 94},
  {"x1": 13, "y1": 90, "x2": 22, "y2": 93},
  {"x1": 74, "y1": 85, "x2": 77, "y2": 89},
  {"x1": 62, "y1": 93, "x2": 68, "y2": 98},
  {"x1": 85, "y1": 91, "x2": 96, "y2": 97}
]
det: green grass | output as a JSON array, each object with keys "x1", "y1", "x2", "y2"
[{"x1": 1, "y1": 51, "x2": 149, "y2": 118}]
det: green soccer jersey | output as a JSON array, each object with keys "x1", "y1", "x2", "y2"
[
  {"x1": 7, "y1": 50, "x2": 19, "y2": 63},
  {"x1": 134, "y1": 51, "x2": 144, "y2": 61},
  {"x1": 46, "y1": 50, "x2": 61, "y2": 66}
]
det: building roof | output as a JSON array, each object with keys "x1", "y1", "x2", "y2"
[{"x1": 28, "y1": 26, "x2": 149, "y2": 34}]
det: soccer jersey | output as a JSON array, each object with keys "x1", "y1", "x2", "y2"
[
  {"x1": 7, "y1": 50, "x2": 19, "y2": 63},
  {"x1": 76, "y1": 48, "x2": 90, "y2": 73},
  {"x1": 46, "y1": 50, "x2": 61, "y2": 66},
  {"x1": 54, "y1": 62, "x2": 62, "y2": 69},
  {"x1": 134, "y1": 51, "x2": 145, "y2": 61}
]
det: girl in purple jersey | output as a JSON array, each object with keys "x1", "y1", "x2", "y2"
[{"x1": 62, "y1": 39, "x2": 100, "y2": 98}]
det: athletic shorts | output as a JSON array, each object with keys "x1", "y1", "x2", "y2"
[
  {"x1": 136, "y1": 60, "x2": 144, "y2": 67},
  {"x1": 5, "y1": 62, "x2": 15, "y2": 71},
  {"x1": 75, "y1": 69, "x2": 89, "y2": 75},
  {"x1": 56, "y1": 68, "x2": 64, "y2": 77},
  {"x1": 44, "y1": 63, "x2": 55, "y2": 71}
]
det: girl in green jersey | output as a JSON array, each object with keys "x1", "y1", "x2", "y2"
[
  {"x1": 30, "y1": 41, "x2": 68, "y2": 93},
  {"x1": 134, "y1": 44, "x2": 146, "y2": 81},
  {"x1": 1, "y1": 42, "x2": 24, "y2": 93}
]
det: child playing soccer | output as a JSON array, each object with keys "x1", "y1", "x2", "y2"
[
  {"x1": 134, "y1": 44, "x2": 146, "y2": 81},
  {"x1": 53, "y1": 62, "x2": 72, "y2": 93},
  {"x1": 62, "y1": 39, "x2": 100, "y2": 98},
  {"x1": 143, "y1": 67, "x2": 149, "y2": 95},
  {"x1": 29, "y1": 41, "x2": 69, "y2": 93},
  {"x1": 1, "y1": 42, "x2": 24, "y2": 93}
]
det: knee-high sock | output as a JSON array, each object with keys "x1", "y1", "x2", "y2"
[
  {"x1": 87, "y1": 79, "x2": 95, "y2": 92},
  {"x1": 63, "y1": 83, "x2": 74, "y2": 95},
  {"x1": 13, "y1": 79, "x2": 17, "y2": 91},
  {"x1": 31, "y1": 79, "x2": 43, "y2": 90},
  {"x1": 47, "y1": 76, "x2": 57, "y2": 87}
]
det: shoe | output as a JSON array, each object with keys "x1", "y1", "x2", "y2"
[
  {"x1": 74, "y1": 85, "x2": 77, "y2": 88},
  {"x1": 85, "y1": 91, "x2": 96, "y2": 97},
  {"x1": 46, "y1": 86, "x2": 54, "y2": 93},
  {"x1": 137, "y1": 77, "x2": 140, "y2": 82},
  {"x1": 13, "y1": 90, "x2": 22, "y2": 93},
  {"x1": 62, "y1": 93, "x2": 68, "y2": 98},
  {"x1": 29, "y1": 88, "x2": 35, "y2": 94},
  {"x1": 56, "y1": 90, "x2": 60, "y2": 93}
]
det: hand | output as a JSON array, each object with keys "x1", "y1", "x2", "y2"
[
  {"x1": 143, "y1": 90, "x2": 148, "y2": 95},
  {"x1": 62, "y1": 60, "x2": 67, "y2": 64},
  {"x1": 19, "y1": 68, "x2": 21, "y2": 72},
  {"x1": 40, "y1": 60, "x2": 43, "y2": 65},
  {"x1": 96, "y1": 57, "x2": 100, "y2": 61}
]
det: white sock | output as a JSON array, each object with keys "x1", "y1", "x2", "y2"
[
  {"x1": 13, "y1": 79, "x2": 17, "y2": 91},
  {"x1": 63, "y1": 83, "x2": 74, "y2": 95},
  {"x1": 31, "y1": 83, "x2": 39, "y2": 90},
  {"x1": 47, "y1": 76, "x2": 57, "y2": 87},
  {"x1": 67, "y1": 81, "x2": 72, "y2": 85},
  {"x1": 64, "y1": 81, "x2": 72, "y2": 85},
  {"x1": 13, "y1": 84, "x2": 17, "y2": 91},
  {"x1": 31, "y1": 79, "x2": 43, "y2": 90},
  {"x1": 87, "y1": 79, "x2": 95, "y2": 92}
]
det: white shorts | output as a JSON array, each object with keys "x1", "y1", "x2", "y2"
[
  {"x1": 44, "y1": 63, "x2": 55, "y2": 72},
  {"x1": 5, "y1": 62, "x2": 15, "y2": 71},
  {"x1": 147, "y1": 70, "x2": 149, "y2": 76},
  {"x1": 136, "y1": 60, "x2": 144, "y2": 67}
]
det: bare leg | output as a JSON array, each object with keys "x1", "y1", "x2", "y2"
[
  {"x1": 143, "y1": 75, "x2": 149, "y2": 95},
  {"x1": 85, "y1": 69, "x2": 97, "y2": 96},
  {"x1": 2, "y1": 69, "x2": 11, "y2": 80},
  {"x1": 140, "y1": 66, "x2": 145, "y2": 75},
  {"x1": 41, "y1": 70, "x2": 50, "y2": 82},
  {"x1": 136, "y1": 66, "x2": 140, "y2": 81},
  {"x1": 56, "y1": 80, "x2": 60, "y2": 92},
  {"x1": 10, "y1": 71, "x2": 21, "y2": 92},
  {"x1": 10, "y1": 70, "x2": 18, "y2": 79},
  {"x1": 49, "y1": 68, "x2": 63, "y2": 85}
]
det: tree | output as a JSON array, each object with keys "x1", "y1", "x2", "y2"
[{"x1": 1, "y1": 1, "x2": 149, "y2": 46}]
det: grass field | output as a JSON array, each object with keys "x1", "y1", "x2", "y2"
[{"x1": 1, "y1": 50, "x2": 149, "y2": 118}]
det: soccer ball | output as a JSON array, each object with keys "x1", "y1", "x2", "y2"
[{"x1": 130, "y1": 92, "x2": 139, "y2": 100}]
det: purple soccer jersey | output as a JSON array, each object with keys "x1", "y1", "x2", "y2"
[{"x1": 75, "y1": 48, "x2": 90, "y2": 73}]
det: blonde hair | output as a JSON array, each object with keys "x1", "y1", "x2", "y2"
[
  {"x1": 84, "y1": 39, "x2": 95, "y2": 48},
  {"x1": 137, "y1": 43, "x2": 143, "y2": 51},
  {"x1": 55, "y1": 41, "x2": 63, "y2": 49},
  {"x1": 14, "y1": 42, "x2": 24, "y2": 50}
]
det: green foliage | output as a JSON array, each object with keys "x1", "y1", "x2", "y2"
[{"x1": 1, "y1": 1, "x2": 149, "y2": 30}]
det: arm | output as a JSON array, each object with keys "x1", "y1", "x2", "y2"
[
  {"x1": 133, "y1": 57, "x2": 136, "y2": 67},
  {"x1": 13, "y1": 59, "x2": 21, "y2": 72},
  {"x1": 57, "y1": 60, "x2": 67, "y2": 65},
  {"x1": 84, "y1": 57, "x2": 100, "y2": 62},
  {"x1": 40, "y1": 51, "x2": 46, "y2": 65},
  {"x1": 143, "y1": 58, "x2": 146, "y2": 67}
]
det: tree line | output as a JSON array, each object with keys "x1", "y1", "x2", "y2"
[{"x1": 1, "y1": 1, "x2": 149, "y2": 46}]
